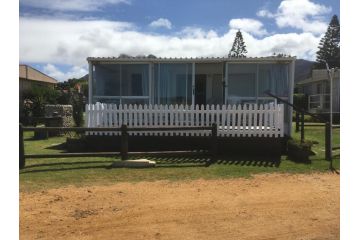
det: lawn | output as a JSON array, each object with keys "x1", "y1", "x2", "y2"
[{"x1": 19, "y1": 124, "x2": 340, "y2": 191}]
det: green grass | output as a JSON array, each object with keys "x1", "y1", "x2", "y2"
[{"x1": 20, "y1": 125, "x2": 340, "y2": 192}]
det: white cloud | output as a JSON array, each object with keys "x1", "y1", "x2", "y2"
[
  {"x1": 229, "y1": 18, "x2": 268, "y2": 36},
  {"x1": 43, "y1": 64, "x2": 88, "y2": 81},
  {"x1": 257, "y1": 0, "x2": 331, "y2": 35},
  {"x1": 20, "y1": 0, "x2": 130, "y2": 12},
  {"x1": 256, "y1": 9, "x2": 275, "y2": 18},
  {"x1": 149, "y1": 18, "x2": 172, "y2": 29},
  {"x1": 179, "y1": 27, "x2": 218, "y2": 39},
  {"x1": 20, "y1": 16, "x2": 323, "y2": 76}
]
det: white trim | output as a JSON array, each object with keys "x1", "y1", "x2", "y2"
[
  {"x1": 256, "y1": 63, "x2": 259, "y2": 104},
  {"x1": 87, "y1": 57, "x2": 296, "y2": 64},
  {"x1": 225, "y1": 62, "x2": 228, "y2": 104},
  {"x1": 192, "y1": 62, "x2": 195, "y2": 105},
  {"x1": 288, "y1": 60, "x2": 295, "y2": 136},
  {"x1": 93, "y1": 96, "x2": 150, "y2": 99},
  {"x1": 185, "y1": 64, "x2": 188, "y2": 104}
]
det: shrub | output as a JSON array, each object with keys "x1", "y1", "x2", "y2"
[
  {"x1": 71, "y1": 92, "x2": 84, "y2": 127},
  {"x1": 23, "y1": 86, "x2": 60, "y2": 117}
]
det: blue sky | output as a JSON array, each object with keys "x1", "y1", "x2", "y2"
[{"x1": 19, "y1": 0, "x2": 340, "y2": 81}]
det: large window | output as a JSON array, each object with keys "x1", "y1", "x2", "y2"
[
  {"x1": 93, "y1": 63, "x2": 149, "y2": 105},
  {"x1": 227, "y1": 64, "x2": 257, "y2": 104},
  {"x1": 154, "y1": 63, "x2": 192, "y2": 105},
  {"x1": 226, "y1": 63, "x2": 289, "y2": 105}
]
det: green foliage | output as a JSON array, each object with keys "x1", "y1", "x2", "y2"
[
  {"x1": 57, "y1": 89, "x2": 85, "y2": 127},
  {"x1": 228, "y1": 30, "x2": 247, "y2": 58},
  {"x1": 293, "y1": 93, "x2": 308, "y2": 111},
  {"x1": 71, "y1": 92, "x2": 85, "y2": 127},
  {"x1": 315, "y1": 15, "x2": 340, "y2": 69},
  {"x1": 81, "y1": 83, "x2": 89, "y2": 99},
  {"x1": 23, "y1": 86, "x2": 60, "y2": 117},
  {"x1": 56, "y1": 90, "x2": 72, "y2": 105}
]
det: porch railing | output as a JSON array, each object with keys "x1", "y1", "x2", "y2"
[{"x1": 85, "y1": 103, "x2": 284, "y2": 137}]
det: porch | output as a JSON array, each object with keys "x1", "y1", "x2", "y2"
[{"x1": 85, "y1": 103, "x2": 285, "y2": 137}]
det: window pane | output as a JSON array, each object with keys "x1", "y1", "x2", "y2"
[
  {"x1": 121, "y1": 64, "x2": 149, "y2": 96},
  {"x1": 155, "y1": 63, "x2": 192, "y2": 105},
  {"x1": 121, "y1": 98, "x2": 149, "y2": 105},
  {"x1": 227, "y1": 64, "x2": 257, "y2": 100},
  {"x1": 258, "y1": 64, "x2": 272, "y2": 97},
  {"x1": 272, "y1": 64, "x2": 289, "y2": 97},
  {"x1": 94, "y1": 64, "x2": 121, "y2": 96},
  {"x1": 258, "y1": 64, "x2": 289, "y2": 97}
]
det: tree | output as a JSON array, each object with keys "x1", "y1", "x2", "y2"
[
  {"x1": 228, "y1": 30, "x2": 247, "y2": 58},
  {"x1": 315, "y1": 15, "x2": 340, "y2": 69}
]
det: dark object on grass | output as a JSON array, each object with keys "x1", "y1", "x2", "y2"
[{"x1": 287, "y1": 139, "x2": 314, "y2": 163}]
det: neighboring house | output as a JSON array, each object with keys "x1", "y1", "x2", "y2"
[
  {"x1": 86, "y1": 56, "x2": 295, "y2": 137},
  {"x1": 19, "y1": 64, "x2": 58, "y2": 116},
  {"x1": 296, "y1": 69, "x2": 340, "y2": 113}
]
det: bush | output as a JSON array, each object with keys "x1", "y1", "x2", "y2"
[
  {"x1": 54, "y1": 89, "x2": 85, "y2": 126},
  {"x1": 71, "y1": 92, "x2": 84, "y2": 127},
  {"x1": 22, "y1": 86, "x2": 60, "y2": 117}
]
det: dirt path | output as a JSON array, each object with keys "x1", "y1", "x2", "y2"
[{"x1": 20, "y1": 173, "x2": 339, "y2": 240}]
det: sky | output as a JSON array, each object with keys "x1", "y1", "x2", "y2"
[{"x1": 19, "y1": 0, "x2": 340, "y2": 81}]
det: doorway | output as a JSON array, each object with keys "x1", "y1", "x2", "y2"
[{"x1": 195, "y1": 74, "x2": 207, "y2": 106}]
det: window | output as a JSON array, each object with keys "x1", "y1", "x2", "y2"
[
  {"x1": 316, "y1": 83, "x2": 322, "y2": 94},
  {"x1": 227, "y1": 63, "x2": 257, "y2": 104},
  {"x1": 154, "y1": 63, "x2": 192, "y2": 105},
  {"x1": 131, "y1": 74, "x2": 143, "y2": 96},
  {"x1": 258, "y1": 65, "x2": 272, "y2": 97},
  {"x1": 228, "y1": 73, "x2": 256, "y2": 97},
  {"x1": 93, "y1": 63, "x2": 149, "y2": 104}
]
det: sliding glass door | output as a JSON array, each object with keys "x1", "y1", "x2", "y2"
[
  {"x1": 154, "y1": 63, "x2": 192, "y2": 105},
  {"x1": 93, "y1": 63, "x2": 149, "y2": 105},
  {"x1": 226, "y1": 63, "x2": 289, "y2": 105}
]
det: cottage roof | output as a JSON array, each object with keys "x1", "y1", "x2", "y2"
[
  {"x1": 87, "y1": 56, "x2": 296, "y2": 64},
  {"x1": 297, "y1": 69, "x2": 340, "y2": 86},
  {"x1": 19, "y1": 65, "x2": 58, "y2": 84}
]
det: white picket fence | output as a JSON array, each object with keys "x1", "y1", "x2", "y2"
[{"x1": 85, "y1": 103, "x2": 284, "y2": 137}]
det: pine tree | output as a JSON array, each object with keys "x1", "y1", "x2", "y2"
[
  {"x1": 228, "y1": 30, "x2": 247, "y2": 58},
  {"x1": 315, "y1": 15, "x2": 340, "y2": 69}
]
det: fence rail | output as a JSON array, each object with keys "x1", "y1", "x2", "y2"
[
  {"x1": 19, "y1": 124, "x2": 217, "y2": 169},
  {"x1": 86, "y1": 103, "x2": 284, "y2": 138}
]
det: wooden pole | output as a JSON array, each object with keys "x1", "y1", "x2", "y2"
[
  {"x1": 121, "y1": 124, "x2": 128, "y2": 160},
  {"x1": 295, "y1": 111, "x2": 299, "y2": 132},
  {"x1": 295, "y1": 111, "x2": 300, "y2": 132},
  {"x1": 19, "y1": 124, "x2": 25, "y2": 169},
  {"x1": 325, "y1": 122, "x2": 332, "y2": 166},
  {"x1": 211, "y1": 123, "x2": 218, "y2": 161},
  {"x1": 300, "y1": 112, "x2": 305, "y2": 143}
]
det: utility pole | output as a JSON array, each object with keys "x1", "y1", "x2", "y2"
[{"x1": 325, "y1": 62, "x2": 333, "y2": 167}]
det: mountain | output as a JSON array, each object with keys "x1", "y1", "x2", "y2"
[
  {"x1": 77, "y1": 59, "x2": 315, "y2": 84},
  {"x1": 295, "y1": 59, "x2": 315, "y2": 83}
]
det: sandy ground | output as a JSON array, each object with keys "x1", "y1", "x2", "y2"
[{"x1": 20, "y1": 173, "x2": 339, "y2": 240}]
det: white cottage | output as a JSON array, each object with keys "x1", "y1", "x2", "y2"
[{"x1": 86, "y1": 56, "x2": 295, "y2": 137}]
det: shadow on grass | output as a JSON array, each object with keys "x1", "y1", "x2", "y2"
[
  {"x1": 44, "y1": 142, "x2": 67, "y2": 151},
  {"x1": 23, "y1": 160, "x2": 115, "y2": 169},
  {"x1": 20, "y1": 154, "x2": 281, "y2": 174}
]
